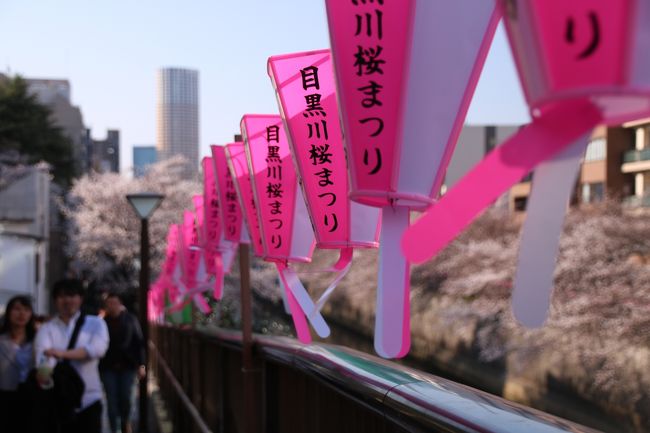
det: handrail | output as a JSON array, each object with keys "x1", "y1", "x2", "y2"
[
  {"x1": 189, "y1": 325, "x2": 600, "y2": 433},
  {"x1": 149, "y1": 340, "x2": 214, "y2": 433}
]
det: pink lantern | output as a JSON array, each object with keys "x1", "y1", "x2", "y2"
[
  {"x1": 192, "y1": 193, "x2": 227, "y2": 301},
  {"x1": 161, "y1": 224, "x2": 180, "y2": 303},
  {"x1": 267, "y1": 48, "x2": 382, "y2": 315},
  {"x1": 325, "y1": 0, "x2": 501, "y2": 357},
  {"x1": 211, "y1": 145, "x2": 250, "y2": 245},
  {"x1": 150, "y1": 224, "x2": 181, "y2": 322},
  {"x1": 505, "y1": 0, "x2": 650, "y2": 125},
  {"x1": 241, "y1": 114, "x2": 329, "y2": 343},
  {"x1": 201, "y1": 157, "x2": 237, "y2": 300},
  {"x1": 175, "y1": 210, "x2": 211, "y2": 314},
  {"x1": 403, "y1": 0, "x2": 648, "y2": 327},
  {"x1": 225, "y1": 142, "x2": 265, "y2": 257}
]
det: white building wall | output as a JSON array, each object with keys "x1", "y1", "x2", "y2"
[
  {"x1": 0, "y1": 236, "x2": 47, "y2": 315},
  {"x1": 0, "y1": 166, "x2": 51, "y2": 314}
]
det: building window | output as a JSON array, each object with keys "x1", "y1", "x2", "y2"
[
  {"x1": 584, "y1": 138, "x2": 606, "y2": 162},
  {"x1": 514, "y1": 196, "x2": 528, "y2": 212},
  {"x1": 485, "y1": 126, "x2": 496, "y2": 155},
  {"x1": 582, "y1": 182, "x2": 604, "y2": 203}
]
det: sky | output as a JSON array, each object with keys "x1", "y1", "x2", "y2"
[{"x1": 0, "y1": 0, "x2": 530, "y2": 175}]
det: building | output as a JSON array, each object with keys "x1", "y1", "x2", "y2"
[
  {"x1": 508, "y1": 125, "x2": 636, "y2": 211},
  {"x1": 441, "y1": 125, "x2": 519, "y2": 210},
  {"x1": 156, "y1": 67, "x2": 199, "y2": 179},
  {"x1": 133, "y1": 145, "x2": 157, "y2": 177},
  {"x1": 621, "y1": 118, "x2": 650, "y2": 204},
  {"x1": 83, "y1": 129, "x2": 120, "y2": 173},
  {"x1": 445, "y1": 125, "x2": 520, "y2": 190},
  {"x1": 26, "y1": 78, "x2": 87, "y2": 175},
  {"x1": 0, "y1": 162, "x2": 51, "y2": 314}
]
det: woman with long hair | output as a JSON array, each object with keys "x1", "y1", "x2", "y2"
[{"x1": 0, "y1": 295, "x2": 36, "y2": 433}]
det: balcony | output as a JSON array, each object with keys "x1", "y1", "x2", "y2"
[
  {"x1": 621, "y1": 149, "x2": 650, "y2": 173},
  {"x1": 623, "y1": 148, "x2": 650, "y2": 163},
  {"x1": 623, "y1": 195, "x2": 650, "y2": 207}
]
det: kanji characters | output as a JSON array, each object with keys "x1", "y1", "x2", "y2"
[{"x1": 309, "y1": 144, "x2": 333, "y2": 166}]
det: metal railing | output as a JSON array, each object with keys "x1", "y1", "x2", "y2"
[
  {"x1": 149, "y1": 324, "x2": 600, "y2": 433},
  {"x1": 622, "y1": 148, "x2": 650, "y2": 163}
]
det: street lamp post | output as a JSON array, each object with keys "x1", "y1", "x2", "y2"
[{"x1": 126, "y1": 192, "x2": 164, "y2": 433}]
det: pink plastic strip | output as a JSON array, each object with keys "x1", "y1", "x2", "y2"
[
  {"x1": 192, "y1": 294, "x2": 211, "y2": 315},
  {"x1": 279, "y1": 284, "x2": 291, "y2": 315},
  {"x1": 213, "y1": 253, "x2": 224, "y2": 301},
  {"x1": 278, "y1": 265, "x2": 331, "y2": 338},
  {"x1": 512, "y1": 133, "x2": 590, "y2": 327},
  {"x1": 402, "y1": 100, "x2": 602, "y2": 263},
  {"x1": 376, "y1": 207, "x2": 411, "y2": 359},
  {"x1": 309, "y1": 248, "x2": 354, "y2": 315},
  {"x1": 276, "y1": 262, "x2": 312, "y2": 344}
]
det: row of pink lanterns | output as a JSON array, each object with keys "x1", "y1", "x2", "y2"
[{"x1": 151, "y1": 0, "x2": 650, "y2": 358}]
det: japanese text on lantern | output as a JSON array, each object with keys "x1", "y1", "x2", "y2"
[
  {"x1": 353, "y1": 0, "x2": 385, "y2": 177},
  {"x1": 300, "y1": 65, "x2": 339, "y2": 233},
  {"x1": 224, "y1": 170, "x2": 239, "y2": 238},
  {"x1": 190, "y1": 221, "x2": 199, "y2": 268},
  {"x1": 204, "y1": 162, "x2": 222, "y2": 248},
  {"x1": 266, "y1": 125, "x2": 285, "y2": 250}
]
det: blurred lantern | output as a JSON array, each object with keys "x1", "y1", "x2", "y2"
[
  {"x1": 325, "y1": 0, "x2": 501, "y2": 357},
  {"x1": 211, "y1": 145, "x2": 251, "y2": 245},
  {"x1": 403, "y1": 0, "x2": 650, "y2": 327},
  {"x1": 149, "y1": 224, "x2": 180, "y2": 322},
  {"x1": 202, "y1": 156, "x2": 237, "y2": 300},
  {"x1": 225, "y1": 143, "x2": 266, "y2": 257},
  {"x1": 227, "y1": 141, "x2": 294, "y2": 315},
  {"x1": 173, "y1": 210, "x2": 211, "y2": 314},
  {"x1": 268, "y1": 49, "x2": 382, "y2": 317},
  {"x1": 241, "y1": 114, "x2": 329, "y2": 343},
  {"x1": 191, "y1": 194, "x2": 228, "y2": 302}
]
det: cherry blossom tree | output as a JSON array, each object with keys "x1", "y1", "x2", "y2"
[{"x1": 61, "y1": 156, "x2": 199, "y2": 291}]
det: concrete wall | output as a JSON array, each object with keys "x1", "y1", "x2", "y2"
[
  {"x1": 445, "y1": 125, "x2": 519, "y2": 189},
  {"x1": 0, "y1": 166, "x2": 51, "y2": 314},
  {"x1": 0, "y1": 235, "x2": 48, "y2": 314}
]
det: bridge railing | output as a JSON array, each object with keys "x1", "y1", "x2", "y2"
[{"x1": 149, "y1": 323, "x2": 600, "y2": 433}]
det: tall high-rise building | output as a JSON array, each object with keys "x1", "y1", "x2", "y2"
[{"x1": 156, "y1": 67, "x2": 199, "y2": 179}]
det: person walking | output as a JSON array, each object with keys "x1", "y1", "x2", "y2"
[
  {"x1": 99, "y1": 292, "x2": 145, "y2": 433},
  {"x1": 0, "y1": 295, "x2": 36, "y2": 433},
  {"x1": 34, "y1": 279, "x2": 109, "y2": 433}
]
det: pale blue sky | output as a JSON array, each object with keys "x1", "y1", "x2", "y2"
[{"x1": 0, "y1": 0, "x2": 530, "y2": 174}]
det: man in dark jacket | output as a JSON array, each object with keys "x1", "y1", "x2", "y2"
[{"x1": 99, "y1": 293, "x2": 145, "y2": 433}]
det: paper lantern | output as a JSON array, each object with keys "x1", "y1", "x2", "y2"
[
  {"x1": 191, "y1": 193, "x2": 227, "y2": 301},
  {"x1": 325, "y1": 0, "x2": 501, "y2": 357},
  {"x1": 201, "y1": 156, "x2": 238, "y2": 299},
  {"x1": 225, "y1": 142, "x2": 266, "y2": 257},
  {"x1": 268, "y1": 49, "x2": 381, "y2": 248},
  {"x1": 403, "y1": 0, "x2": 649, "y2": 327},
  {"x1": 241, "y1": 114, "x2": 329, "y2": 343},
  {"x1": 150, "y1": 224, "x2": 180, "y2": 322},
  {"x1": 268, "y1": 49, "x2": 382, "y2": 315},
  {"x1": 506, "y1": 0, "x2": 650, "y2": 125},
  {"x1": 211, "y1": 145, "x2": 250, "y2": 245},
  {"x1": 175, "y1": 209, "x2": 211, "y2": 314}
]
